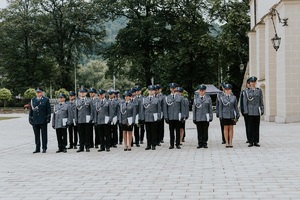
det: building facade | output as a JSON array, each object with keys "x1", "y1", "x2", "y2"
[{"x1": 248, "y1": 0, "x2": 300, "y2": 123}]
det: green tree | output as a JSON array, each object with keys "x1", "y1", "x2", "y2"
[
  {"x1": 0, "y1": 88, "x2": 13, "y2": 107},
  {"x1": 24, "y1": 88, "x2": 36, "y2": 99},
  {"x1": 54, "y1": 88, "x2": 69, "y2": 99}
]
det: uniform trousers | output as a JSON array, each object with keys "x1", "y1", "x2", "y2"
[
  {"x1": 56, "y1": 128, "x2": 67, "y2": 150},
  {"x1": 196, "y1": 122, "x2": 209, "y2": 146},
  {"x1": 243, "y1": 114, "x2": 250, "y2": 141},
  {"x1": 140, "y1": 124, "x2": 145, "y2": 142},
  {"x1": 78, "y1": 123, "x2": 92, "y2": 150},
  {"x1": 68, "y1": 124, "x2": 78, "y2": 147},
  {"x1": 97, "y1": 124, "x2": 111, "y2": 150},
  {"x1": 134, "y1": 124, "x2": 140, "y2": 145},
  {"x1": 158, "y1": 118, "x2": 164, "y2": 142},
  {"x1": 118, "y1": 123, "x2": 123, "y2": 143},
  {"x1": 94, "y1": 125, "x2": 100, "y2": 146},
  {"x1": 110, "y1": 124, "x2": 118, "y2": 146},
  {"x1": 145, "y1": 122, "x2": 158, "y2": 147},
  {"x1": 32, "y1": 124, "x2": 48, "y2": 151},
  {"x1": 169, "y1": 120, "x2": 181, "y2": 147},
  {"x1": 248, "y1": 115, "x2": 260, "y2": 144}
]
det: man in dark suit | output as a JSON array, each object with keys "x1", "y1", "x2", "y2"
[{"x1": 29, "y1": 87, "x2": 51, "y2": 153}]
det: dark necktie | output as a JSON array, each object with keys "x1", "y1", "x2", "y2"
[
  {"x1": 126, "y1": 102, "x2": 128, "y2": 106},
  {"x1": 150, "y1": 97, "x2": 152, "y2": 101}
]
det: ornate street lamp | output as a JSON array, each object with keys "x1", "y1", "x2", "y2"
[
  {"x1": 239, "y1": 63, "x2": 244, "y2": 73},
  {"x1": 270, "y1": 8, "x2": 288, "y2": 51},
  {"x1": 271, "y1": 34, "x2": 281, "y2": 51}
]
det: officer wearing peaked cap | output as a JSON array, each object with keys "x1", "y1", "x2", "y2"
[
  {"x1": 216, "y1": 83, "x2": 227, "y2": 144},
  {"x1": 155, "y1": 84, "x2": 165, "y2": 144},
  {"x1": 240, "y1": 78, "x2": 251, "y2": 143},
  {"x1": 163, "y1": 83, "x2": 186, "y2": 149},
  {"x1": 67, "y1": 91, "x2": 78, "y2": 149},
  {"x1": 175, "y1": 87, "x2": 189, "y2": 145},
  {"x1": 243, "y1": 76, "x2": 264, "y2": 147},
  {"x1": 135, "y1": 86, "x2": 145, "y2": 144},
  {"x1": 29, "y1": 87, "x2": 51, "y2": 153},
  {"x1": 107, "y1": 89, "x2": 118, "y2": 148},
  {"x1": 193, "y1": 85, "x2": 213, "y2": 149},
  {"x1": 130, "y1": 87, "x2": 141, "y2": 147},
  {"x1": 75, "y1": 88, "x2": 95, "y2": 152},
  {"x1": 140, "y1": 85, "x2": 161, "y2": 150},
  {"x1": 89, "y1": 88, "x2": 100, "y2": 148},
  {"x1": 52, "y1": 93, "x2": 72, "y2": 153},
  {"x1": 114, "y1": 90, "x2": 124, "y2": 145}
]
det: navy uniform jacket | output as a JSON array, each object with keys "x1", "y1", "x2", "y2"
[
  {"x1": 219, "y1": 94, "x2": 240, "y2": 120},
  {"x1": 193, "y1": 95, "x2": 213, "y2": 122},
  {"x1": 52, "y1": 103, "x2": 72, "y2": 129},
  {"x1": 29, "y1": 96, "x2": 51, "y2": 125},
  {"x1": 139, "y1": 96, "x2": 161, "y2": 122},
  {"x1": 118, "y1": 101, "x2": 136, "y2": 125},
  {"x1": 75, "y1": 97, "x2": 95, "y2": 124},
  {"x1": 94, "y1": 99, "x2": 113, "y2": 125},
  {"x1": 243, "y1": 88, "x2": 264, "y2": 116}
]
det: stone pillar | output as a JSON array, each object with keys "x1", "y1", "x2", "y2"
[
  {"x1": 264, "y1": 15, "x2": 277, "y2": 122},
  {"x1": 248, "y1": 31, "x2": 257, "y2": 76},
  {"x1": 255, "y1": 24, "x2": 265, "y2": 80},
  {"x1": 275, "y1": 0, "x2": 300, "y2": 123}
]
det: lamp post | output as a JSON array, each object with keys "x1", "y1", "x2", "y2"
[
  {"x1": 239, "y1": 63, "x2": 245, "y2": 73},
  {"x1": 271, "y1": 34, "x2": 281, "y2": 51},
  {"x1": 270, "y1": 8, "x2": 288, "y2": 51}
]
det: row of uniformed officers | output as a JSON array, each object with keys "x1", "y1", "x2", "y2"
[{"x1": 29, "y1": 76, "x2": 264, "y2": 153}]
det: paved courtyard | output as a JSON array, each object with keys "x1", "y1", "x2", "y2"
[{"x1": 0, "y1": 113, "x2": 300, "y2": 200}]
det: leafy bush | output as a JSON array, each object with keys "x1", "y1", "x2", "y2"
[
  {"x1": 24, "y1": 88, "x2": 36, "y2": 99},
  {"x1": 54, "y1": 88, "x2": 69, "y2": 99},
  {"x1": 0, "y1": 88, "x2": 12, "y2": 107}
]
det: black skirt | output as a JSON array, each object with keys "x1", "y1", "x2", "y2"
[
  {"x1": 122, "y1": 124, "x2": 133, "y2": 131},
  {"x1": 222, "y1": 119, "x2": 236, "y2": 126}
]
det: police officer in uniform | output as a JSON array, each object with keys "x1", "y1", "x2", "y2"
[
  {"x1": 52, "y1": 93, "x2": 72, "y2": 153},
  {"x1": 89, "y1": 88, "x2": 100, "y2": 148},
  {"x1": 114, "y1": 90, "x2": 123, "y2": 145},
  {"x1": 118, "y1": 91, "x2": 136, "y2": 151},
  {"x1": 140, "y1": 85, "x2": 161, "y2": 150},
  {"x1": 175, "y1": 87, "x2": 189, "y2": 145},
  {"x1": 240, "y1": 78, "x2": 251, "y2": 143},
  {"x1": 216, "y1": 83, "x2": 226, "y2": 144},
  {"x1": 219, "y1": 84, "x2": 240, "y2": 148},
  {"x1": 29, "y1": 87, "x2": 51, "y2": 153},
  {"x1": 131, "y1": 87, "x2": 140, "y2": 147},
  {"x1": 193, "y1": 85, "x2": 213, "y2": 148},
  {"x1": 67, "y1": 91, "x2": 78, "y2": 149},
  {"x1": 107, "y1": 89, "x2": 118, "y2": 148},
  {"x1": 95, "y1": 89, "x2": 113, "y2": 152},
  {"x1": 243, "y1": 76, "x2": 264, "y2": 147},
  {"x1": 155, "y1": 84, "x2": 165, "y2": 144},
  {"x1": 163, "y1": 83, "x2": 186, "y2": 149},
  {"x1": 135, "y1": 86, "x2": 145, "y2": 144},
  {"x1": 75, "y1": 88, "x2": 94, "y2": 152}
]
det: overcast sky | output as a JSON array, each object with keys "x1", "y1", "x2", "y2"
[{"x1": 0, "y1": 0, "x2": 8, "y2": 9}]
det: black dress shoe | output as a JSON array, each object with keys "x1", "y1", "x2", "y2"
[
  {"x1": 112, "y1": 145, "x2": 117, "y2": 148},
  {"x1": 157, "y1": 143, "x2": 161, "y2": 146},
  {"x1": 98, "y1": 148, "x2": 105, "y2": 152},
  {"x1": 152, "y1": 146, "x2": 156, "y2": 150},
  {"x1": 222, "y1": 141, "x2": 226, "y2": 144},
  {"x1": 119, "y1": 142, "x2": 122, "y2": 145},
  {"x1": 124, "y1": 148, "x2": 128, "y2": 151},
  {"x1": 42, "y1": 150, "x2": 46, "y2": 153},
  {"x1": 67, "y1": 146, "x2": 73, "y2": 149},
  {"x1": 179, "y1": 143, "x2": 183, "y2": 146},
  {"x1": 136, "y1": 144, "x2": 140, "y2": 147},
  {"x1": 197, "y1": 146, "x2": 202, "y2": 149},
  {"x1": 128, "y1": 148, "x2": 131, "y2": 151},
  {"x1": 33, "y1": 150, "x2": 40, "y2": 154},
  {"x1": 182, "y1": 139, "x2": 185, "y2": 142},
  {"x1": 246, "y1": 141, "x2": 249, "y2": 143},
  {"x1": 160, "y1": 140, "x2": 164, "y2": 143},
  {"x1": 203, "y1": 145, "x2": 208, "y2": 149},
  {"x1": 106, "y1": 148, "x2": 110, "y2": 152},
  {"x1": 226, "y1": 145, "x2": 230, "y2": 148},
  {"x1": 248, "y1": 144, "x2": 253, "y2": 147},
  {"x1": 86, "y1": 149, "x2": 90, "y2": 152},
  {"x1": 95, "y1": 145, "x2": 99, "y2": 149},
  {"x1": 254, "y1": 143, "x2": 260, "y2": 147},
  {"x1": 169, "y1": 146, "x2": 174, "y2": 149},
  {"x1": 145, "y1": 146, "x2": 151, "y2": 150},
  {"x1": 56, "y1": 149, "x2": 62, "y2": 153},
  {"x1": 63, "y1": 149, "x2": 67, "y2": 153},
  {"x1": 74, "y1": 146, "x2": 77, "y2": 149},
  {"x1": 176, "y1": 146, "x2": 181, "y2": 149},
  {"x1": 77, "y1": 149, "x2": 84, "y2": 152},
  {"x1": 140, "y1": 141, "x2": 144, "y2": 144}
]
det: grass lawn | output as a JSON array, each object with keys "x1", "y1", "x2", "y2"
[{"x1": 0, "y1": 117, "x2": 20, "y2": 121}]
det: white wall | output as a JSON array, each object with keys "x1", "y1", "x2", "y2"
[{"x1": 250, "y1": 0, "x2": 279, "y2": 29}]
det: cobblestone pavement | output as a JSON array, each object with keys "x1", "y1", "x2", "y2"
[{"x1": 0, "y1": 113, "x2": 300, "y2": 200}]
